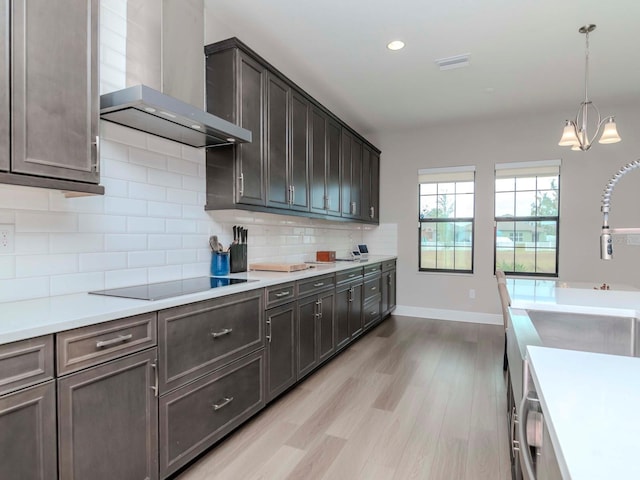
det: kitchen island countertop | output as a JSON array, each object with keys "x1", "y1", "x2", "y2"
[
  {"x1": 527, "y1": 345, "x2": 640, "y2": 480},
  {"x1": 0, "y1": 255, "x2": 396, "y2": 345}
]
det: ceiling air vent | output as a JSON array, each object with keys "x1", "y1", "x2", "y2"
[{"x1": 435, "y1": 53, "x2": 470, "y2": 71}]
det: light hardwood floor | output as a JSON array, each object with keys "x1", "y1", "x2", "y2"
[{"x1": 177, "y1": 315, "x2": 510, "y2": 480}]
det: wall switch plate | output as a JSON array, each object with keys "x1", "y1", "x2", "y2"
[
  {"x1": 469, "y1": 288, "x2": 475, "y2": 299},
  {"x1": 0, "y1": 224, "x2": 15, "y2": 253}
]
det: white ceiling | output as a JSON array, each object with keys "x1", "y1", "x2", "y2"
[{"x1": 204, "y1": 0, "x2": 640, "y2": 137}]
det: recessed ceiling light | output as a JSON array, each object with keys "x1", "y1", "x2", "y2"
[{"x1": 387, "y1": 40, "x2": 405, "y2": 51}]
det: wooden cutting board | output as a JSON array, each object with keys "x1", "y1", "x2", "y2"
[{"x1": 249, "y1": 262, "x2": 310, "y2": 272}]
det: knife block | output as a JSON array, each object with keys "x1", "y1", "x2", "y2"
[{"x1": 230, "y1": 244, "x2": 247, "y2": 273}]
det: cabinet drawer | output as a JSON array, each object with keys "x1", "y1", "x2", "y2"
[
  {"x1": 363, "y1": 294, "x2": 382, "y2": 329},
  {"x1": 381, "y1": 259, "x2": 396, "y2": 272},
  {"x1": 363, "y1": 263, "x2": 381, "y2": 276},
  {"x1": 297, "y1": 274, "x2": 335, "y2": 298},
  {"x1": 336, "y1": 267, "x2": 363, "y2": 284},
  {"x1": 57, "y1": 312, "x2": 157, "y2": 375},
  {"x1": 158, "y1": 289, "x2": 264, "y2": 393},
  {"x1": 159, "y1": 349, "x2": 265, "y2": 477},
  {"x1": 265, "y1": 282, "x2": 296, "y2": 308},
  {"x1": 0, "y1": 335, "x2": 54, "y2": 395},
  {"x1": 363, "y1": 276, "x2": 381, "y2": 302}
]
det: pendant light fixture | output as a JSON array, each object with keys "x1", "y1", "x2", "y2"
[{"x1": 558, "y1": 24, "x2": 621, "y2": 151}]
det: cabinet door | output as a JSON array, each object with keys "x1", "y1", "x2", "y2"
[
  {"x1": 388, "y1": 269, "x2": 396, "y2": 313},
  {"x1": 58, "y1": 349, "x2": 158, "y2": 480},
  {"x1": 11, "y1": 0, "x2": 99, "y2": 183},
  {"x1": 326, "y1": 119, "x2": 341, "y2": 216},
  {"x1": 236, "y1": 51, "x2": 266, "y2": 206},
  {"x1": 370, "y1": 150, "x2": 380, "y2": 222},
  {"x1": 289, "y1": 90, "x2": 310, "y2": 211},
  {"x1": 309, "y1": 107, "x2": 327, "y2": 213},
  {"x1": 296, "y1": 296, "x2": 318, "y2": 378},
  {"x1": 0, "y1": 0, "x2": 7, "y2": 172},
  {"x1": 340, "y1": 130, "x2": 352, "y2": 216},
  {"x1": 341, "y1": 130, "x2": 363, "y2": 219},
  {"x1": 349, "y1": 282, "x2": 364, "y2": 339},
  {"x1": 335, "y1": 286, "x2": 351, "y2": 351},
  {"x1": 318, "y1": 290, "x2": 335, "y2": 363},
  {"x1": 266, "y1": 73, "x2": 290, "y2": 209},
  {"x1": 0, "y1": 381, "x2": 57, "y2": 480},
  {"x1": 361, "y1": 145, "x2": 372, "y2": 221},
  {"x1": 266, "y1": 302, "x2": 297, "y2": 401},
  {"x1": 381, "y1": 271, "x2": 390, "y2": 315}
]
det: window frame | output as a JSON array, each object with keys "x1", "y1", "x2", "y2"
[
  {"x1": 418, "y1": 166, "x2": 476, "y2": 274},
  {"x1": 493, "y1": 161, "x2": 560, "y2": 277}
]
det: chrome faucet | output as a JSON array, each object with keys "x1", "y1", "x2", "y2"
[{"x1": 600, "y1": 159, "x2": 640, "y2": 259}]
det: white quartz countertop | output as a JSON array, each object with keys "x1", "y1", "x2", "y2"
[
  {"x1": 0, "y1": 255, "x2": 396, "y2": 345},
  {"x1": 507, "y1": 278, "x2": 640, "y2": 317},
  {"x1": 527, "y1": 346, "x2": 640, "y2": 479}
]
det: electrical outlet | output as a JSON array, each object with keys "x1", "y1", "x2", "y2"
[
  {"x1": 0, "y1": 224, "x2": 15, "y2": 253},
  {"x1": 469, "y1": 288, "x2": 475, "y2": 299}
]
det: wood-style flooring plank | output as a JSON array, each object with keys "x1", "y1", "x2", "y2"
[{"x1": 176, "y1": 316, "x2": 510, "y2": 480}]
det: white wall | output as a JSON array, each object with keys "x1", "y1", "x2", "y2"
[{"x1": 378, "y1": 101, "x2": 640, "y2": 323}]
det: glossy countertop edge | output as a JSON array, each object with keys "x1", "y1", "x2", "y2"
[
  {"x1": 0, "y1": 255, "x2": 396, "y2": 345},
  {"x1": 507, "y1": 278, "x2": 640, "y2": 318},
  {"x1": 526, "y1": 345, "x2": 640, "y2": 480}
]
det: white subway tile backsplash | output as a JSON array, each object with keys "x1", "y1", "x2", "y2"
[
  {"x1": 105, "y1": 268, "x2": 148, "y2": 289},
  {"x1": 14, "y1": 234, "x2": 49, "y2": 255},
  {"x1": 80, "y1": 252, "x2": 127, "y2": 272},
  {"x1": 167, "y1": 188, "x2": 199, "y2": 205},
  {"x1": 147, "y1": 136, "x2": 182, "y2": 158},
  {"x1": 182, "y1": 234, "x2": 207, "y2": 249},
  {"x1": 100, "y1": 122, "x2": 146, "y2": 148},
  {"x1": 51, "y1": 272, "x2": 105, "y2": 296},
  {"x1": 168, "y1": 157, "x2": 199, "y2": 176},
  {"x1": 130, "y1": 146, "x2": 167, "y2": 170},
  {"x1": 103, "y1": 158, "x2": 148, "y2": 183},
  {"x1": 105, "y1": 196, "x2": 147, "y2": 216},
  {"x1": 148, "y1": 201, "x2": 182, "y2": 218},
  {"x1": 105, "y1": 234, "x2": 147, "y2": 252},
  {"x1": 181, "y1": 145, "x2": 203, "y2": 163},
  {"x1": 148, "y1": 235, "x2": 182, "y2": 250},
  {"x1": 148, "y1": 265, "x2": 182, "y2": 283},
  {"x1": 16, "y1": 254, "x2": 78, "y2": 277},
  {"x1": 182, "y1": 262, "x2": 209, "y2": 278},
  {"x1": 166, "y1": 219, "x2": 197, "y2": 234},
  {"x1": 48, "y1": 192, "x2": 105, "y2": 214},
  {"x1": 182, "y1": 205, "x2": 207, "y2": 219},
  {"x1": 127, "y1": 251, "x2": 166, "y2": 268},
  {"x1": 182, "y1": 175, "x2": 205, "y2": 193},
  {"x1": 129, "y1": 182, "x2": 166, "y2": 201},
  {"x1": 50, "y1": 233, "x2": 104, "y2": 254},
  {"x1": 0, "y1": 256, "x2": 16, "y2": 279},
  {"x1": 79, "y1": 214, "x2": 127, "y2": 233},
  {"x1": 100, "y1": 177, "x2": 129, "y2": 198},
  {"x1": 0, "y1": 277, "x2": 49, "y2": 302},
  {"x1": 0, "y1": 185, "x2": 50, "y2": 210},
  {"x1": 167, "y1": 249, "x2": 197, "y2": 265},
  {"x1": 100, "y1": 139, "x2": 128, "y2": 161},
  {"x1": 148, "y1": 169, "x2": 182, "y2": 188},
  {"x1": 16, "y1": 212, "x2": 78, "y2": 233},
  {"x1": 126, "y1": 217, "x2": 165, "y2": 233}
]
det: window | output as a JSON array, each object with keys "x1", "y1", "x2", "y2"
[
  {"x1": 419, "y1": 166, "x2": 475, "y2": 273},
  {"x1": 494, "y1": 160, "x2": 560, "y2": 276}
]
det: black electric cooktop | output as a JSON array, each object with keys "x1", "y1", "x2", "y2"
[{"x1": 89, "y1": 276, "x2": 254, "y2": 301}]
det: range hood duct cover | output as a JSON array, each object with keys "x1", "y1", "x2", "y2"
[{"x1": 100, "y1": 85, "x2": 251, "y2": 148}]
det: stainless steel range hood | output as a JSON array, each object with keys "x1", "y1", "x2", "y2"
[{"x1": 100, "y1": 85, "x2": 251, "y2": 148}]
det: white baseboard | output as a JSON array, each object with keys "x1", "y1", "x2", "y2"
[{"x1": 394, "y1": 305, "x2": 502, "y2": 326}]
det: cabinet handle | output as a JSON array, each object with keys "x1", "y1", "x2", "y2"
[
  {"x1": 348, "y1": 287, "x2": 353, "y2": 302},
  {"x1": 92, "y1": 136, "x2": 100, "y2": 173},
  {"x1": 370, "y1": 310, "x2": 377, "y2": 316},
  {"x1": 348, "y1": 273, "x2": 355, "y2": 278},
  {"x1": 313, "y1": 282, "x2": 324, "y2": 288},
  {"x1": 351, "y1": 201, "x2": 356, "y2": 215},
  {"x1": 371, "y1": 286, "x2": 377, "y2": 291},
  {"x1": 275, "y1": 291, "x2": 290, "y2": 298},
  {"x1": 95, "y1": 333, "x2": 133, "y2": 348},
  {"x1": 266, "y1": 319, "x2": 272, "y2": 343},
  {"x1": 238, "y1": 173, "x2": 244, "y2": 196},
  {"x1": 211, "y1": 328, "x2": 233, "y2": 338},
  {"x1": 323, "y1": 195, "x2": 329, "y2": 210},
  {"x1": 150, "y1": 360, "x2": 158, "y2": 397},
  {"x1": 291, "y1": 185, "x2": 295, "y2": 205},
  {"x1": 370, "y1": 206, "x2": 375, "y2": 218},
  {"x1": 212, "y1": 396, "x2": 234, "y2": 411}
]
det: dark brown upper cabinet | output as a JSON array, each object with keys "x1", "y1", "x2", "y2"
[
  {"x1": 341, "y1": 129, "x2": 363, "y2": 219},
  {"x1": 0, "y1": 0, "x2": 103, "y2": 194},
  {"x1": 205, "y1": 37, "x2": 379, "y2": 224},
  {"x1": 362, "y1": 144, "x2": 380, "y2": 222}
]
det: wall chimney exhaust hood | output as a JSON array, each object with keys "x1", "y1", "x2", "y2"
[{"x1": 100, "y1": 85, "x2": 251, "y2": 148}]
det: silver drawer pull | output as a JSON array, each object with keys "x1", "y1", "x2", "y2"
[
  {"x1": 371, "y1": 286, "x2": 377, "y2": 291},
  {"x1": 95, "y1": 334, "x2": 133, "y2": 348},
  {"x1": 274, "y1": 291, "x2": 290, "y2": 298},
  {"x1": 348, "y1": 273, "x2": 355, "y2": 277},
  {"x1": 212, "y1": 396, "x2": 234, "y2": 411},
  {"x1": 370, "y1": 310, "x2": 377, "y2": 316},
  {"x1": 313, "y1": 282, "x2": 324, "y2": 287},
  {"x1": 211, "y1": 328, "x2": 233, "y2": 338}
]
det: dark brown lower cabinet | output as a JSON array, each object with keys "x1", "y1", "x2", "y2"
[
  {"x1": 381, "y1": 268, "x2": 396, "y2": 316},
  {"x1": 266, "y1": 302, "x2": 297, "y2": 401},
  {"x1": 335, "y1": 281, "x2": 363, "y2": 351},
  {"x1": 0, "y1": 381, "x2": 57, "y2": 480},
  {"x1": 363, "y1": 294, "x2": 382, "y2": 331},
  {"x1": 296, "y1": 290, "x2": 335, "y2": 379},
  {"x1": 159, "y1": 349, "x2": 265, "y2": 478},
  {"x1": 57, "y1": 349, "x2": 159, "y2": 480}
]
